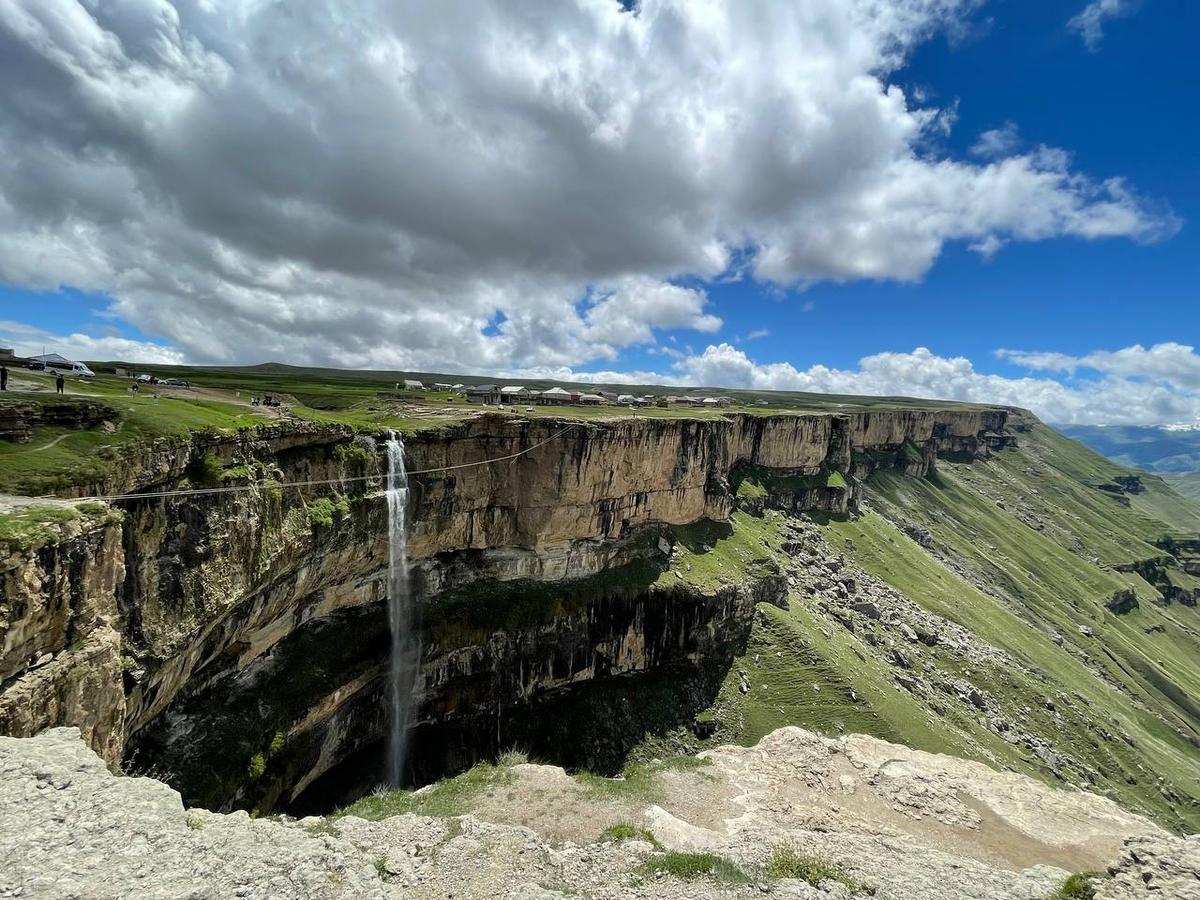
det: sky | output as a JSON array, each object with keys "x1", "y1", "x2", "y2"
[{"x1": 0, "y1": 0, "x2": 1196, "y2": 425}]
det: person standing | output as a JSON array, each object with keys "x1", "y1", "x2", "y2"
[
  {"x1": 0, "y1": 364, "x2": 8, "y2": 391},
  {"x1": 55, "y1": 373, "x2": 65, "y2": 394}
]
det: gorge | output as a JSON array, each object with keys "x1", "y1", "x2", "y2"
[{"x1": 3, "y1": 392, "x2": 1200, "y2": 849}]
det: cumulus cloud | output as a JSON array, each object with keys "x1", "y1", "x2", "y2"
[
  {"x1": 521, "y1": 343, "x2": 1200, "y2": 426},
  {"x1": 998, "y1": 342, "x2": 1200, "y2": 393},
  {"x1": 0, "y1": 0, "x2": 1179, "y2": 374},
  {"x1": 1068, "y1": 0, "x2": 1137, "y2": 51},
  {"x1": 0, "y1": 321, "x2": 185, "y2": 365}
]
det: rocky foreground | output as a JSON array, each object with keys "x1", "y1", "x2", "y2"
[{"x1": 2, "y1": 728, "x2": 1198, "y2": 899}]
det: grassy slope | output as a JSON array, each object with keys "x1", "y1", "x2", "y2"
[
  {"x1": 646, "y1": 418, "x2": 1200, "y2": 831},
  {"x1": 822, "y1": 424, "x2": 1200, "y2": 829},
  {"x1": 1164, "y1": 472, "x2": 1200, "y2": 501}
]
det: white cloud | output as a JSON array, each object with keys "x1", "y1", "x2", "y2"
[
  {"x1": 745, "y1": 328, "x2": 771, "y2": 341},
  {"x1": 516, "y1": 343, "x2": 1200, "y2": 426},
  {"x1": 582, "y1": 278, "x2": 721, "y2": 356},
  {"x1": 1068, "y1": 0, "x2": 1137, "y2": 52},
  {"x1": 970, "y1": 122, "x2": 1020, "y2": 158},
  {"x1": 0, "y1": 0, "x2": 1179, "y2": 374},
  {"x1": 998, "y1": 342, "x2": 1200, "y2": 392},
  {"x1": 0, "y1": 320, "x2": 185, "y2": 364}
]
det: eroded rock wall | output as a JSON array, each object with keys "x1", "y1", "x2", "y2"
[
  {"x1": 1, "y1": 406, "x2": 1012, "y2": 809},
  {"x1": 0, "y1": 507, "x2": 126, "y2": 763}
]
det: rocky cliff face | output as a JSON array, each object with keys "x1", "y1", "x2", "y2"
[
  {"x1": 0, "y1": 407, "x2": 1011, "y2": 812},
  {"x1": 0, "y1": 503, "x2": 126, "y2": 763}
]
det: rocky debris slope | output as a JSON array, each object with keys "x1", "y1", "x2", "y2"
[
  {"x1": 4, "y1": 725, "x2": 1191, "y2": 900},
  {"x1": 1097, "y1": 834, "x2": 1200, "y2": 899}
]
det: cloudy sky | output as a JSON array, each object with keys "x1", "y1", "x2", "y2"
[{"x1": 0, "y1": 0, "x2": 1196, "y2": 425}]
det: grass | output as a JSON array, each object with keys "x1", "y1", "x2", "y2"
[
  {"x1": 1046, "y1": 872, "x2": 1100, "y2": 900},
  {"x1": 575, "y1": 755, "x2": 711, "y2": 803},
  {"x1": 599, "y1": 823, "x2": 660, "y2": 847},
  {"x1": 638, "y1": 851, "x2": 751, "y2": 884},
  {"x1": 0, "y1": 504, "x2": 83, "y2": 550},
  {"x1": 335, "y1": 758, "x2": 516, "y2": 820},
  {"x1": 766, "y1": 845, "x2": 862, "y2": 891},
  {"x1": 658, "y1": 511, "x2": 784, "y2": 593}
]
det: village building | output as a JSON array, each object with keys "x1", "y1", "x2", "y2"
[
  {"x1": 500, "y1": 386, "x2": 529, "y2": 402},
  {"x1": 539, "y1": 386, "x2": 574, "y2": 405},
  {"x1": 465, "y1": 384, "x2": 502, "y2": 404},
  {"x1": 577, "y1": 393, "x2": 603, "y2": 405},
  {"x1": 403, "y1": 379, "x2": 426, "y2": 391},
  {"x1": 617, "y1": 394, "x2": 636, "y2": 405},
  {"x1": 432, "y1": 383, "x2": 452, "y2": 391}
]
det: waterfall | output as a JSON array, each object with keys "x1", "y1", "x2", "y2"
[{"x1": 384, "y1": 431, "x2": 419, "y2": 787}]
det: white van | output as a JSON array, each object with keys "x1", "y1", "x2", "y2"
[{"x1": 44, "y1": 358, "x2": 95, "y2": 378}]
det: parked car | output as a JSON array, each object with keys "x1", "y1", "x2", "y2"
[
  {"x1": 160, "y1": 377, "x2": 188, "y2": 387},
  {"x1": 28, "y1": 360, "x2": 45, "y2": 370}
]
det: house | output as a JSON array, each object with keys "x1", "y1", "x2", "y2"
[
  {"x1": 596, "y1": 390, "x2": 619, "y2": 402},
  {"x1": 701, "y1": 397, "x2": 720, "y2": 407},
  {"x1": 577, "y1": 393, "x2": 603, "y2": 405},
  {"x1": 451, "y1": 384, "x2": 465, "y2": 391},
  {"x1": 500, "y1": 386, "x2": 529, "y2": 402},
  {"x1": 465, "y1": 384, "x2": 502, "y2": 404},
  {"x1": 432, "y1": 382, "x2": 452, "y2": 391},
  {"x1": 403, "y1": 379, "x2": 426, "y2": 391},
  {"x1": 539, "y1": 386, "x2": 573, "y2": 405},
  {"x1": 617, "y1": 394, "x2": 637, "y2": 405}
]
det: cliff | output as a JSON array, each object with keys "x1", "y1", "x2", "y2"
[{"x1": 0, "y1": 406, "x2": 1011, "y2": 812}]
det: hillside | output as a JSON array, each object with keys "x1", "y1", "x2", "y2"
[
  {"x1": 2, "y1": 374, "x2": 1200, "y2": 895},
  {"x1": 1058, "y1": 424, "x2": 1200, "y2": 474}
]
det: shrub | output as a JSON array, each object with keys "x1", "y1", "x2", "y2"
[
  {"x1": 638, "y1": 851, "x2": 750, "y2": 884},
  {"x1": 186, "y1": 453, "x2": 224, "y2": 487},
  {"x1": 1048, "y1": 873, "x2": 1100, "y2": 900},
  {"x1": 247, "y1": 752, "x2": 266, "y2": 780},
  {"x1": 306, "y1": 496, "x2": 350, "y2": 527},
  {"x1": 766, "y1": 845, "x2": 861, "y2": 891}
]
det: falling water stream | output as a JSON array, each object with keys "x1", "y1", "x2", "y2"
[{"x1": 384, "y1": 431, "x2": 419, "y2": 786}]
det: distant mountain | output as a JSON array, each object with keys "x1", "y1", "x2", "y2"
[{"x1": 1056, "y1": 424, "x2": 1200, "y2": 474}]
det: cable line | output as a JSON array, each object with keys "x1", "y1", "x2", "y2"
[{"x1": 56, "y1": 422, "x2": 582, "y2": 504}]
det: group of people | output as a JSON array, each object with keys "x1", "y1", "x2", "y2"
[
  {"x1": 250, "y1": 394, "x2": 281, "y2": 407},
  {"x1": 0, "y1": 365, "x2": 64, "y2": 393}
]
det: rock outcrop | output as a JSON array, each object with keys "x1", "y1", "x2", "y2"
[
  {"x1": 0, "y1": 503, "x2": 126, "y2": 763},
  {"x1": 0, "y1": 725, "x2": 1179, "y2": 900}
]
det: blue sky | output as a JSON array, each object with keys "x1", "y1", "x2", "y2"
[{"x1": 0, "y1": 0, "x2": 1197, "y2": 424}]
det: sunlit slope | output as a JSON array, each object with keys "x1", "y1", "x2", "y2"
[
  {"x1": 671, "y1": 414, "x2": 1200, "y2": 833},
  {"x1": 832, "y1": 420, "x2": 1200, "y2": 829}
]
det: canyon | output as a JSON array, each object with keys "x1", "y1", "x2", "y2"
[
  {"x1": 2, "y1": 406, "x2": 1011, "y2": 813},
  {"x1": 3, "y1": 392, "x2": 1200, "y2": 898}
]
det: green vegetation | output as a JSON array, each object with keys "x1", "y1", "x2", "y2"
[
  {"x1": 1163, "y1": 471, "x2": 1200, "y2": 500},
  {"x1": 637, "y1": 851, "x2": 751, "y2": 884},
  {"x1": 576, "y1": 755, "x2": 711, "y2": 803},
  {"x1": 1046, "y1": 872, "x2": 1100, "y2": 900},
  {"x1": 599, "y1": 823, "x2": 660, "y2": 846},
  {"x1": 0, "y1": 504, "x2": 83, "y2": 550},
  {"x1": 306, "y1": 496, "x2": 350, "y2": 527},
  {"x1": 335, "y1": 758, "x2": 517, "y2": 820},
  {"x1": 657, "y1": 512, "x2": 783, "y2": 592},
  {"x1": 185, "y1": 453, "x2": 224, "y2": 487},
  {"x1": 766, "y1": 845, "x2": 862, "y2": 891}
]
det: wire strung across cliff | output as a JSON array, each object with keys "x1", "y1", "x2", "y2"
[{"x1": 55, "y1": 422, "x2": 584, "y2": 505}]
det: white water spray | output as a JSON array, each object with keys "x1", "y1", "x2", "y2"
[{"x1": 384, "y1": 431, "x2": 419, "y2": 786}]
